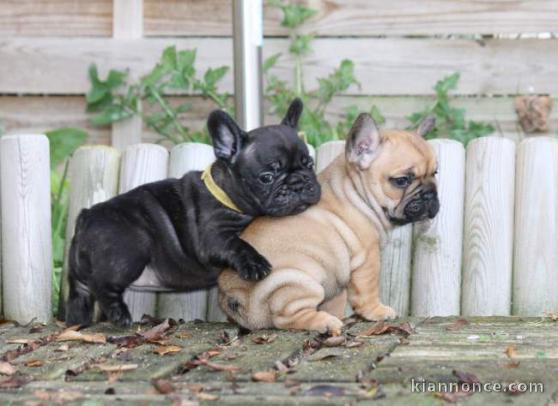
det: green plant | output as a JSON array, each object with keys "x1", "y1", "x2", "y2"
[
  {"x1": 265, "y1": 0, "x2": 384, "y2": 146},
  {"x1": 407, "y1": 72, "x2": 494, "y2": 145},
  {"x1": 86, "y1": 46, "x2": 232, "y2": 144},
  {"x1": 46, "y1": 128, "x2": 87, "y2": 316}
]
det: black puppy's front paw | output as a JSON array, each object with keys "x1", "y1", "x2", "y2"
[{"x1": 235, "y1": 251, "x2": 272, "y2": 281}]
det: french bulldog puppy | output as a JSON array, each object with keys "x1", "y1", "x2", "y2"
[
  {"x1": 65, "y1": 98, "x2": 321, "y2": 327},
  {"x1": 218, "y1": 113, "x2": 439, "y2": 335}
]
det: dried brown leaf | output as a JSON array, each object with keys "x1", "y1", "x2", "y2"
[
  {"x1": 445, "y1": 318, "x2": 470, "y2": 331},
  {"x1": 0, "y1": 375, "x2": 30, "y2": 389},
  {"x1": 56, "y1": 329, "x2": 106, "y2": 344},
  {"x1": 251, "y1": 333, "x2": 278, "y2": 345},
  {"x1": 24, "y1": 359, "x2": 44, "y2": 368},
  {"x1": 322, "y1": 336, "x2": 346, "y2": 347},
  {"x1": 357, "y1": 321, "x2": 414, "y2": 338},
  {"x1": 153, "y1": 345, "x2": 182, "y2": 356},
  {"x1": 453, "y1": 369, "x2": 480, "y2": 385},
  {"x1": 55, "y1": 344, "x2": 69, "y2": 352},
  {"x1": 193, "y1": 358, "x2": 240, "y2": 372},
  {"x1": 7, "y1": 338, "x2": 35, "y2": 345},
  {"x1": 304, "y1": 385, "x2": 346, "y2": 397},
  {"x1": 139, "y1": 319, "x2": 171, "y2": 341},
  {"x1": 505, "y1": 345, "x2": 518, "y2": 359},
  {"x1": 197, "y1": 392, "x2": 219, "y2": 401},
  {"x1": 0, "y1": 361, "x2": 16, "y2": 375},
  {"x1": 95, "y1": 363, "x2": 138, "y2": 372},
  {"x1": 152, "y1": 378, "x2": 175, "y2": 394},
  {"x1": 252, "y1": 370, "x2": 277, "y2": 383}
]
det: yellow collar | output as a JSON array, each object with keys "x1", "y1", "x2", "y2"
[{"x1": 201, "y1": 165, "x2": 242, "y2": 213}]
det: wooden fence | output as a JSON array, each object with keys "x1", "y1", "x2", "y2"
[
  {"x1": 1, "y1": 0, "x2": 558, "y2": 146},
  {"x1": 2, "y1": 133, "x2": 558, "y2": 323}
]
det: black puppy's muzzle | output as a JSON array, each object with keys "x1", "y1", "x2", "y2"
[{"x1": 266, "y1": 171, "x2": 321, "y2": 216}]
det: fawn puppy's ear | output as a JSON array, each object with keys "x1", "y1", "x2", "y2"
[
  {"x1": 345, "y1": 113, "x2": 381, "y2": 170},
  {"x1": 207, "y1": 110, "x2": 248, "y2": 162},
  {"x1": 281, "y1": 98, "x2": 304, "y2": 129},
  {"x1": 416, "y1": 114, "x2": 436, "y2": 138}
]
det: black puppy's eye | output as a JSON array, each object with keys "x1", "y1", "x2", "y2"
[
  {"x1": 259, "y1": 172, "x2": 274, "y2": 184},
  {"x1": 390, "y1": 176, "x2": 411, "y2": 188},
  {"x1": 302, "y1": 156, "x2": 314, "y2": 169}
]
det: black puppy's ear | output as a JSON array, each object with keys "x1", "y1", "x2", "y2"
[
  {"x1": 416, "y1": 114, "x2": 436, "y2": 138},
  {"x1": 207, "y1": 110, "x2": 247, "y2": 162},
  {"x1": 281, "y1": 98, "x2": 304, "y2": 129},
  {"x1": 345, "y1": 113, "x2": 381, "y2": 170}
]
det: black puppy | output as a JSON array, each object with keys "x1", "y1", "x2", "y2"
[{"x1": 65, "y1": 99, "x2": 320, "y2": 327}]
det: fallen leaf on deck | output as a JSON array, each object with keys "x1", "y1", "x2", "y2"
[
  {"x1": 446, "y1": 318, "x2": 470, "y2": 331},
  {"x1": 307, "y1": 347, "x2": 345, "y2": 361},
  {"x1": 95, "y1": 364, "x2": 138, "y2": 372},
  {"x1": 434, "y1": 390, "x2": 472, "y2": 402},
  {"x1": 197, "y1": 392, "x2": 219, "y2": 401},
  {"x1": 0, "y1": 375, "x2": 30, "y2": 389},
  {"x1": 505, "y1": 345, "x2": 518, "y2": 359},
  {"x1": 251, "y1": 333, "x2": 278, "y2": 345},
  {"x1": 106, "y1": 371, "x2": 122, "y2": 384},
  {"x1": 357, "y1": 321, "x2": 414, "y2": 338},
  {"x1": 304, "y1": 385, "x2": 346, "y2": 397},
  {"x1": 107, "y1": 335, "x2": 143, "y2": 349},
  {"x1": 322, "y1": 336, "x2": 346, "y2": 347},
  {"x1": 153, "y1": 345, "x2": 182, "y2": 355},
  {"x1": 152, "y1": 378, "x2": 175, "y2": 394},
  {"x1": 0, "y1": 362, "x2": 16, "y2": 375},
  {"x1": 55, "y1": 344, "x2": 69, "y2": 352},
  {"x1": 192, "y1": 358, "x2": 241, "y2": 372},
  {"x1": 24, "y1": 359, "x2": 44, "y2": 368},
  {"x1": 185, "y1": 383, "x2": 205, "y2": 394},
  {"x1": 6, "y1": 338, "x2": 35, "y2": 345},
  {"x1": 453, "y1": 369, "x2": 480, "y2": 385},
  {"x1": 56, "y1": 329, "x2": 106, "y2": 344},
  {"x1": 252, "y1": 370, "x2": 277, "y2": 383},
  {"x1": 175, "y1": 331, "x2": 192, "y2": 339},
  {"x1": 29, "y1": 324, "x2": 46, "y2": 334},
  {"x1": 139, "y1": 319, "x2": 172, "y2": 341},
  {"x1": 546, "y1": 312, "x2": 558, "y2": 321}
]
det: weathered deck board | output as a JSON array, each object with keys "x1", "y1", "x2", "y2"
[{"x1": 0, "y1": 317, "x2": 556, "y2": 404}]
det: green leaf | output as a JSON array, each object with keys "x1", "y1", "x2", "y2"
[
  {"x1": 204, "y1": 66, "x2": 229, "y2": 88},
  {"x1": 370, "y1": 105, "x2": 386, "y2": 126},
  {"x1": 177, "y1": 49, "x2": 196, "y2": 71},
  {"x1": 161, "y1": 46, "x2": 178, "y2": 70},
  {"x1": 263, "y1": 53, "x2": 282, "y2": 73},
  {"x1": 289, "y1": 34, "x2": 314, "y2": 56},
  {"x1": 269, "y1": 0, "x2": 317, "y2": 28},
  {"x1": 434, "y1": 72, "x2": 460, "y2": 96},
  {"x1": 91, "y1": 104, "x2": 133, "y2": 126},
  {"x1": 45, "y1": 128, "x2": 87, "y2": 168}
]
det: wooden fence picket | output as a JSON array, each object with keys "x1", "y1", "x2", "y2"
[
  {"x1": 58, "y1": 146, "x2": 120, "y2": 320},
  {"x1": 120, "y1": 144, "x2": 169, "y2": 321},
  {"x1": 157, "y1": 143, "x2": 216, "y2": 321},
  {"x1": 1, "y1": 135, "x2": 52, "y2": 323},
  {"x1": 513, "y1": 137, "x2": 558, "y2": 315},
  {"x1": 411, "y1": 139, "x2": 465, "y2": 317},
  {"x1": 462, "y1": 137, "x2": 515, "y2": 316}
]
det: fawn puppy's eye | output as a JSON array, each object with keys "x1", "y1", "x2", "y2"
[
  {"x1": 259, "y1": 173, "x2": 274, "y2": 184},
  {"x1": 390, "y1": 176, "x2": 411, "y2": 188}
]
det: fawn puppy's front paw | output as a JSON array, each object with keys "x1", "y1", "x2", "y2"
[{"x1": 358, "y1": 304, "x2": 398, "y2": 321}]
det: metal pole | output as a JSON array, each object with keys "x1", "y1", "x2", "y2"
[{"x1": 232, "y1": 0, "x2": 263, "y2": 130}]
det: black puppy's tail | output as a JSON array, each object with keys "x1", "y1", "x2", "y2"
[{"x1": 64, "y1": 213, "x2": 95, "y2": 326}]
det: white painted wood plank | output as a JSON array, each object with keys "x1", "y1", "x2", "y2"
[
  {"x1": 316, "y1": 140, "x2": 345, "y2": 173},
  {"x1": 119, "y1": 143, "x2": 169, "y2": 321},
  {"x1": 113, "y1": 0, "x2": 143, "y2": 39},
  {"x1": 380, "y1": 225, "x2": 413, "y2": 316},
  {"x1": 411, "y1": 139, "x2": 465, "y2": 317},
  {"x1": 1, "y1": 134, "x2": 52, "y2": 323},
  {"x1": 112, "y1": 0, "x2": 143, "y2": 149},
  {"x1": 513, "y1": 137, "x2": 558, "y2": 316},
  {"x1": 59, "y1": 146, "x2": 120, "y2": 320},
  {"x1": 2, "y1": 38, "x2": 556, "y2": 96},
  {"x1": 462, "y1": 137, "x2": 515, "y2": 316},
  {"x1": 156, "y1": 142, "x2": 215, "y2": 321},
  {"x1": 145, "y1": 0, "x2": 558, "y2": 37}
]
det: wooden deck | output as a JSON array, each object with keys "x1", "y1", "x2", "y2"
[{"x1": 0, "y1": 316, "x2": 557, "y2": 404}]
